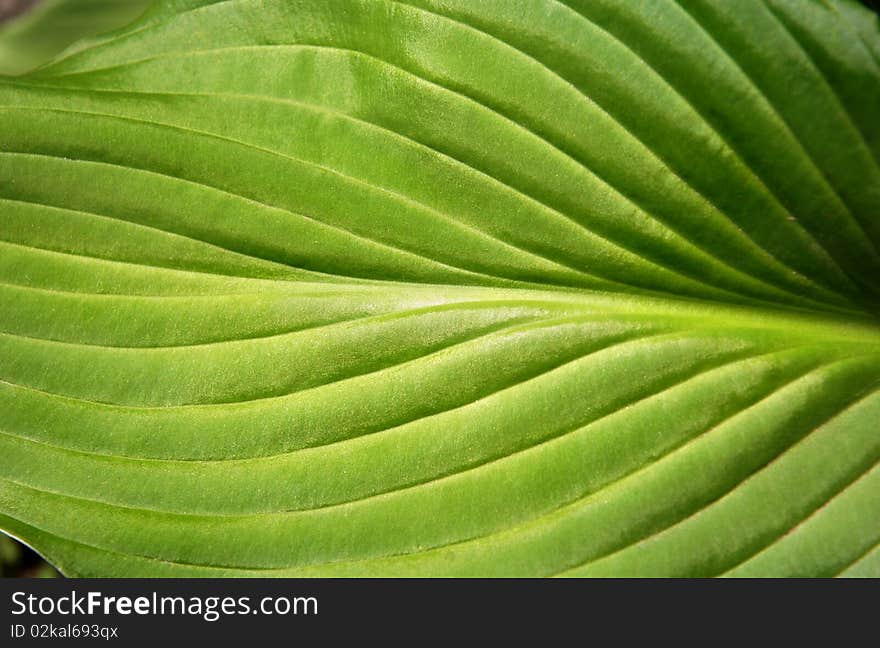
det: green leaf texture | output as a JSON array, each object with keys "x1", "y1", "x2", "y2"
[{"x1": 1, "y1": 0, "x2": 879, "y2": 577}]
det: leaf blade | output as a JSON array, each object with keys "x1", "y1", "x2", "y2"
[{"x1": 1, "y1": 0, "x2": 879, "y2": 577}]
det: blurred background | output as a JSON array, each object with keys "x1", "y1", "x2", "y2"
[
  {"x1": 0, "y1": 0, "x2": 38, "y2": 20},
  {"x1": 0, "y1": 534, "x2": 59, "y2": 578},
  {"x1": 0, "y1": 0, "x2": 153, "y2": 75},
  {"x1": 0, "y1": 0, "x2": 36, "y2": 19}
]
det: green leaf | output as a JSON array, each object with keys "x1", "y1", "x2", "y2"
[{"x1": 0, "y1": 0, "x2": 879, "y2": 577}]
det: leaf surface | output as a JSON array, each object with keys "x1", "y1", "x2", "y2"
[{"x1": 0, "y1": 0, "x2": 879, "y2": 577}]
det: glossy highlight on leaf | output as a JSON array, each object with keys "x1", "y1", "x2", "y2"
[{"x1": 0, "y1": 0, "x2": 879, "y2": 577}]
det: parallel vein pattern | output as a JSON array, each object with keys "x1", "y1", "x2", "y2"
[{"x1": 0, "y1": 0, "x2": 878, "y2": 577}]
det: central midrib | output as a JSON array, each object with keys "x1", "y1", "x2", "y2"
[{"x1": 145, "y1": 273, "x2": 880, "y2": 348}]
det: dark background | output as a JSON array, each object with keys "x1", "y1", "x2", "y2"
[{"x1": 0, "y1": 0, "x2": 38, "y2": 22}]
